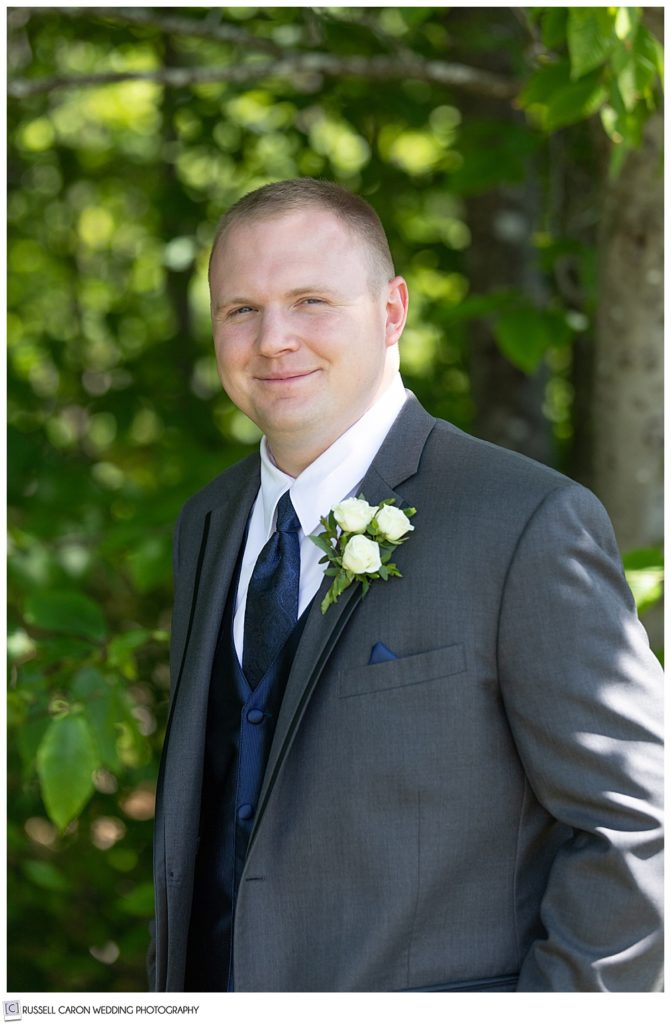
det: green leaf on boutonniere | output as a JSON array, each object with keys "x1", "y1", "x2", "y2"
[{"x1": 312, "y1": 533, "x2": 335, "y2": 556}]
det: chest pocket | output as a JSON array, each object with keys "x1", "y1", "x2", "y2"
[{"x1": 338, "y1": 642, "x2": 466, "y2": 699}]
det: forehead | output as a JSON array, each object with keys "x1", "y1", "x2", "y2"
[{"x1": 211, "y1": 207, "x2": 371, "y2": 282}]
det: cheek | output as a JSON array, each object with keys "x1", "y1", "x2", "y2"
[{"x1": 214, "y1": 333, "x2": 247, "y2": 374}]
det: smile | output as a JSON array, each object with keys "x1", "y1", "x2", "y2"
[{"x1": 256, "y1": 370, "x2": 320, "y2": 384}]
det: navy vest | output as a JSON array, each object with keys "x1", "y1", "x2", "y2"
[{"x1": 184, "y1": 551, "x2": 310, "y2": 992}]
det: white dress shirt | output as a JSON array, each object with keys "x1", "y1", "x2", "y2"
[{"x1": 233, "y1": 373, "x2": 408, "y2": 661}]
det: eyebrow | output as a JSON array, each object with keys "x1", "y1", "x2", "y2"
[{"x1": 284, "y1": 285, "x2": 340, "y2": 297}]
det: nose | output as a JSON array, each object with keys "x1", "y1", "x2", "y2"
[{"x1": 256, "y1": 307, "x2": 299, "y2": 357}]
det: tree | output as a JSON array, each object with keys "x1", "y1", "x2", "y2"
[{"x1": 7, "y1": 6, "x2": 663, "y2": 991}]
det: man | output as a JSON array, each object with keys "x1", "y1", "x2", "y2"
[{"x1": 150, "y1": 178, "x2": 663, "y2": 992}]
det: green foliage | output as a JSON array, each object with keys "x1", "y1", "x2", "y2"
[
  {"x1": 7, "y1": 5, "x2": 663, "y2": 992},
  {"x1": 521, "y1": 7, "x2": 663, "y2": 170},
  {"x1": 493, "y1": 304, "x2": 573, "y2": 374},
  {"x1": 37, "y1": 715, "x2": 99, "y2": 831},
  {"x1": 25, "y1": 591, "x2": 108, "y2": 641},
  {"x1": 623, "y1": 547, "x2": 664, "y2": 617}
]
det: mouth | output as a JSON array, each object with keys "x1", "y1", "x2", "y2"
[{"x1": 256, "y1": 369, "x2": 320, "y2": 384}]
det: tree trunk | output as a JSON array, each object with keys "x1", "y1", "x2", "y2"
[
  {"x1": 592, "y1": 105, "x2": 663, "y2": 649},
  {"x1": 465, "y1": 182, "x2": 552, "y2": 465},
  {"x1": 592, "y1": 109, "x2": 664, "y2": 553}
]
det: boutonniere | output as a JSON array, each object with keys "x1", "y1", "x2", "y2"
[{"x1": 309, "y1": 495, "x2": 416, "y2": 614}]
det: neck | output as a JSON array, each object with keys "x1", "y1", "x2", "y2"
[{"x1": 265, "y1": 433, "x2": 339, "y2": 478}]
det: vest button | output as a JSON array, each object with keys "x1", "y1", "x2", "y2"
[
  {"x1": 247, "y1": 708, "x2": 265, "y2": 725},
  {"x1": 238, "y1": 804, "x2": 254, "y2": 822}
]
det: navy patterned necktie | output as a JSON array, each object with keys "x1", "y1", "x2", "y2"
[{"x1": 242, "y1": 490, "x2": 302, "y2": 689}]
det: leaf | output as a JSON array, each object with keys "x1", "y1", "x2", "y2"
[
  {"x1": 36, "y1": 715, "x2": 99, "y2": 830},
  {"x1": 71, "y1": 667, "x2": 123, "y2": 771},
  {"x1": 614, "y1": 7, "x2": 640, "y2": 42},
  {"x1": 25, "y1": 590, "x2": 108, "y2": 641},
  {"x1": 519, "y1": 60, "x2": 572, "y2": 108},
  {"x1": 23, "y1": 860, "x2": 71, "y2": 893},
  {"x1": 630, "y1": 24, "x2": 664, "y2": 96},
  {"x1": 116, "y1": 882, "x2": 155, "y2": 918},
  {"x1": 540, "y1": 7, "x2": 568, "y2": 50},
  {"x1": 444, "y1": 292, "x2": 512, "y2": 323},
  {"x1": 26, "y1": 636, "x2": 98, "y2": 665},
  {"x1": 115, "y1": 686, "x2": 151, "y2": 768},
  {"x1": 320, "y1": 568, "x2": 357, "y2": 613},
  {"x1": 608, "y1": 139, "x2": 632, "y2": 180},
  {"x1": 544, "y1": 73, "x2": 608, "y2": 131},
  {"x1": 520, "y1": 60, "x2": 608, "y2": 131},
  {"x1": 107, "y1": 629, "x2": 152, "y2": 658},
  {"x1": 567, "y1": 8, "x2": 616, "y2": 79},
  {"x1": 309, "y1": 533, "x2": 334, "y2": 556},
  {"x1": 125, "y1": 536, "x2": 172, "y2": 593},
  {"x1": 623, "y1": 547, "x2": 664, "y2": 614},
  {"x1": 600, "y1": 104, "x2": 623, "y2": 144},
  {"x1": 106, "y1": 629, "x2": 151, "y2": 680},
  {"x1": 493, "y1": 308, "x2": 572, "y2": 374},
  {"x1": 616, "y1": 55, "x2": 640, "y2": 112}
]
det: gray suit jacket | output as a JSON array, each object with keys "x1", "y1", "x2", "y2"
[{"x1": 150, "y1": 395, "x2": 663, "y2": 992}]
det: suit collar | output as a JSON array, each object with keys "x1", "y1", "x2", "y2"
[{"x1": 368, "y1": 390, "x2": 436, "y2": 490}]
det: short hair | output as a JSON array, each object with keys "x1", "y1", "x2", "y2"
[{"x1": 208, "y1": 178, "x2": 395, "y2": 289}]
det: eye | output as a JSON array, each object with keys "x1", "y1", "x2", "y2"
[
  {"x1": 229, "y1": 305, "x2": 255, "y2": 317},
  {"x1": 300, "y1": 297, "x2": 325, "y2": 306}
]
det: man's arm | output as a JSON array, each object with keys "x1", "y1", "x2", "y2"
[{"x1": 498, "y1": 483, "x2": 663, "y2": 991}]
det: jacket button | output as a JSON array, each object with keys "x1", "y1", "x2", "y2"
[
  {"x1": 247, "y1": 708, "x2": 265, "y2": 724},
  {"x1": 238, "y1": 803, "x2": 254, "y2": 821}
]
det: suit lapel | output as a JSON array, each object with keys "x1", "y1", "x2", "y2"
[
  {"x1": 249, "y1": 396, "x2": 436, "y2": 848},
  {"x1": 172, "y1": 463, "x2": 260, "y2": 701},
  {"x1": 162, "y1": 460, "x2": 260, "y2": 876}
]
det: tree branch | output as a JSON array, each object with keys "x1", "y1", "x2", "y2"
[
  {"x1": 22, "y1": 6, "x2": 287, "y2": 56},
  {"x1": 8, "y1": 52, "x2": 517, "y2": 100}
]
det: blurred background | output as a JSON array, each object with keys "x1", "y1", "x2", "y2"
[{"x1": 6, "y1": 6, "x2": 663, "y2": 992}]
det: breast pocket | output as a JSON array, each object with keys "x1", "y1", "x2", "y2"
[{"x1": 338, "y1": 643, "x2": 466, "y2": 699}]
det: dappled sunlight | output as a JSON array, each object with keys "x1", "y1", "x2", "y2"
[{"x1": 6, "y1": 3, "x2": 662, "y2": 993}]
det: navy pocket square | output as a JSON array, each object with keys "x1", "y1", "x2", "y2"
[{"x1": 368, "y1": 642, "x2": 398, "y2": 665}]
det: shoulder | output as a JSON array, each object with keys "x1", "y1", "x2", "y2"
[
  {"x1": 427, "y1": 417, "x2": 566, "y2": 488},
  {"x1": 420, "y1": 416, "x2": 608, "y2": 532}
]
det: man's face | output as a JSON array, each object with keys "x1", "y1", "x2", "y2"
[{"x1": 209, "y1": 207, "x2": 405, "y2": 465}]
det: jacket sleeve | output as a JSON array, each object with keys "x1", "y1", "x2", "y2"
[{"x1": 497, "y1": 483, "x2": 664, "y2": 991}]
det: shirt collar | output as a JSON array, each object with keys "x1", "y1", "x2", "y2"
[{"x1": 258, "y1": 373, "x2": 407, "y2": 540}]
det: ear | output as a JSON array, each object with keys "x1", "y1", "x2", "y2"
[{"x1": 384, "y1": 276, "x2": 409, "y2": 347}]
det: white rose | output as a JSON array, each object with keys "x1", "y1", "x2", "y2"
[
  {"x1": 342, "y1": 535, "x2": 382, "y2": 575},
  {"x1": 332, "y1": 497, "x2": 379, "y2": 534},
  {"x1": 375, "y1": 504, "x2": 414, "y2": 542}
]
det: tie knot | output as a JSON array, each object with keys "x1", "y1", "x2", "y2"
[{"x1": 275, "y1": 490, "x2": 301, "y2": 534}]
